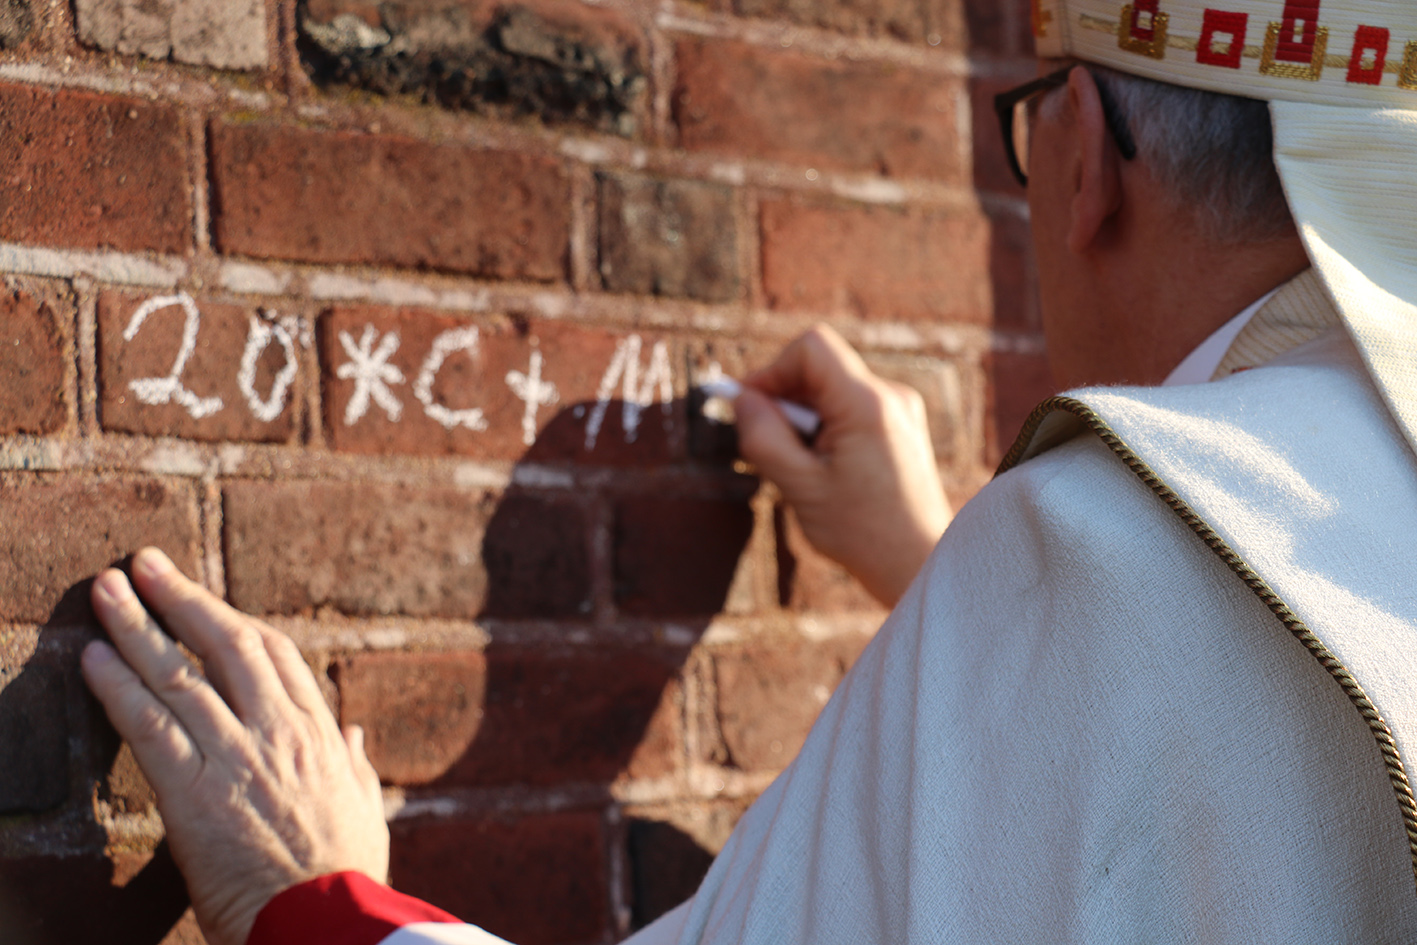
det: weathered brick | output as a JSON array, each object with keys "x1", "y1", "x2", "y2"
[
  {"x1": 335, "y1": 646, "x2": 682, "y2": 786},
  {"x1": 761, "y1": 199, "x2": 991, "y2": 323},
  {"x1": 0, "y1": 286, "x2": 68, "y2": 436},
  {"x1": 0, "y1": 0, "x2": 33, "y2": 48},
  {"x1": 321, "y1": 308, "x2": 685, "y2": 465},
  {"x1": 97, "y1": 291, "x2": 305, "y2": 444},
  {"x1": 673, "y1": 37, "x2": 964, "y2": 182},
  {"x1": 0, "y1": 845, "x2": 191, "y2": 944},
  {"x1": 390, "y1": 809, "x2": 611, "y2": 945},
  {"x1": 223, "y1": 480, "x2": 494, "y2": 618},
  {"x1": 614, "y1": 497, "x2": 755, "y2": 617},
  {"x1": 985, "y1": 347, "x2": 1055, "y2": 464},
  {"x1": 711, "y1": 634, "x2": 870, "y2": 771},
  {"x1": 598, "y1": 173, "x2": 741, "y2": 303},
  {"x1": 0, "y1": 629, "x2": 68, "y2": 813},
  {"x1": 300, "y1": 1, "x2": 647, "y2": 136},
  {"x1": 0, "y1": 476, "x2": 201, "y2": 625},
  {"x1": 734, "y1": 0, "x2": 963, "y2": 46},
  {"x1": 210, "y1": 121, "x2": 569, "y2": 280},
  {"x1": 0, "y1": 84, "x2": 192, "y2": 254},
  {"x1": 774, "y1": 505, "x2": 881, "y2": 613},
  {"x1": 75, "y1": 0, "x2": 269, "y2": 70}
]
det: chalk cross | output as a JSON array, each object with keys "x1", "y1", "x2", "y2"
[
  {"x1": 337, "y1": 325, "x2": 406, "y2": 425},
  {"x1": 505, "y1": 350, "x2": 560, "y2": 446}
]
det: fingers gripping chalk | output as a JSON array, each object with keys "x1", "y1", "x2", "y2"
[{"x1": 699, "y1": 377, "x2": 822, "y2": 438}]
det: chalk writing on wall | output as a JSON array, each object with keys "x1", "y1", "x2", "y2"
[
  {"x1": 124, "y1": 293, "x2": 225, "y2": 419},
  {"x1": 118, "y1": 296, "x2": 685, "y2": 451},
  {"x1": 124, "y1": 292, "x2": 313, "y2": 423}
]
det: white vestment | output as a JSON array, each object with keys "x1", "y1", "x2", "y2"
[{"x1": 626, "y1": 276, "x2": 1417, "y2": 944}]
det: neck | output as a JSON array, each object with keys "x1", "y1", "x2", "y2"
[{"x1": 1112, "y1": 232, "x2": 1311, "y2": 384}]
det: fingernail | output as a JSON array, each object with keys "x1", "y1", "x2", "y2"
[
  {"x1": 134, "y1": 548, "x2": 173, "y2": 578},
  {"x1": 82, "y1": 640, "x2": 116, "y2": 667},
  {"x1": 94, "y1": 570, "x2": 134, "y2": 605}
]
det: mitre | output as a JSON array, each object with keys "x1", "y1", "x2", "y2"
[{"x1": 1032, "y1": 0, "x2": 1417, "y2": 456}]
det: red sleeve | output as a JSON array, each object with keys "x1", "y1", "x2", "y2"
[{"x1": 247, "y1": 872, "x2": 462, "y2": 945}]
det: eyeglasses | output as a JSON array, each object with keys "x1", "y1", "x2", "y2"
[{"x1": 994, "y1": 66, "x2": 1139, "y2": 188}]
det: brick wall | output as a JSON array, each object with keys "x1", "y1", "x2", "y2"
[{"x1": 0, "y1": 1, "x2": 1051, "y2": 942}]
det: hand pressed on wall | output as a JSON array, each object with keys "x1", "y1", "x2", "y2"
[
  {"x1": 80, "y1": 548, "x2": 390, "y2": 945},
  {"x1": 734, "y1": 325, "x2": 951, "y2": 608}
]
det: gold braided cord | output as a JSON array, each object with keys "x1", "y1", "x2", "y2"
[{"x1": 999, "y1": 396, "x2": 1417, "y2": 892}]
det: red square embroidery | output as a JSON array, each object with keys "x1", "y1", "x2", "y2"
[
  {"x1": 1197, "y1": 9, "x2": 1249, "y2": 69},
  {"x1": 1347, "y1": 25, "x2": 1389, "y2": 85},
  {"x1": 1275, "y1": 0, "x2": 1322, "y2": 64}
]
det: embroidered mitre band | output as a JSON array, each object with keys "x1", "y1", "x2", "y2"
[{"x1": 1032, "y1": 0, "x2": 1417, "y2": 458}]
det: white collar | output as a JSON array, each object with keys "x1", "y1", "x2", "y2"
[{"x1": 1162, "y1": 288, "x2": 1281, "y2": 387}]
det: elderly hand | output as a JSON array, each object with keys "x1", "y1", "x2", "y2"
[
  {"x1": 735, "y1": 326, "x2": 951, "y2": 607},
  {"x1": 81, "y1": 548, "x2": 390, "y2": 945}
]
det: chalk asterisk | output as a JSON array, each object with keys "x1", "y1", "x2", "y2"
[
  {"x1": 337, "y1": 325, "x2": 406, "y2": 425},
  {"x1": 505, "y1": 349, "x2": 560, "y2": 446}
]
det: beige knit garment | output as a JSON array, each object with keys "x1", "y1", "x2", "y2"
[{"x1": 1213, "y1": 269, "x2": 1338, "y2": 380}]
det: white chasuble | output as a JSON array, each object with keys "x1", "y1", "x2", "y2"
[{"x1": 628, "y1": 291, "x2": 1417, "y2": 943}]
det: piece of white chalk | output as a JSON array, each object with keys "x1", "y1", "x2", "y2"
[{"x1": 699, "y1": 377, "x2": 822, "y2": 437}]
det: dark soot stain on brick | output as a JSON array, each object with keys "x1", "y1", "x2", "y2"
[{"x1": 297, "y1": 2, "x2": 645, "y2": 136}]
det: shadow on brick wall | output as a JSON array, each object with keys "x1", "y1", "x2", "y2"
[
  {"x1": 0, "y1": 567, "x2": 193, "y2": 944},
  {"x1": 335, "y1": 397, "x2": 756, "y2": 945}
]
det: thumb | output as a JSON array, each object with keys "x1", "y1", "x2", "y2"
[{"x1": 735, "y1": 389, "x2": 821, "y2": 493}]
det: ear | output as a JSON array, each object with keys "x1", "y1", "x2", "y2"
[{"x1": 1065, "y1": 67, "x2": 1124, "y2": 255}]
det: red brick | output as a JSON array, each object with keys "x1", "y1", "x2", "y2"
[
  {"x1": 0, "y1": 84, "x2": 192, "y2": 254},
  {"x1": 333, "y1": 650, "x2": 487, "y2": 786},
  {"x1": 986, "y1": 206, "x2": 1041, "y2": 332},
  {"x1": 626, "y1": 817, "x2": 715, "y2": 928},
  {"x1": 773, "y1": 505, "x2": 881, "y2": 613},
  {"x1": 985, "y1": 347, "x2": 1056, "y2": 465},
  {"x1": 97, "y1": 290, "x2": 304, "y2": 444},
  {"x1": 598, "y1": 172, "x2": 741, "y2": 303},
  {"x1": 761, "y1": 199, "x2": 991, "y2": 323},
  {"x1": 0, "y1": 630, "x2": 69, "y2": 813},
  {"x1": 390, "y1": 809, "x2": 611, "y2": 945},
  {"x1": 321, "y1": 308, "x2": 685, "y2": 465},
  {"x1": 222, "y1": 480, "x2": 495, "y2": 618},
  {"x1": 711, "y1": 634, "x2": 870, "y2": 771},
  {"x1": 614, "y1": 497, "x2": 755, "y2": 617},
  {"x1": 674, "y1": 37, "x2": 965, "y2": 182},
  {"x1": 0, "y1": 845, "x2": 191, "y2": 944},
  {"x1": 483, "y1": 492, "x2": 594, "y2": 618},
  {"x1": 0, "y1": 287, "x2": 69, "y2": 436},
  {"x1": 210, "y1": 121, "x2": 570, "y2": 280},
  {"x1": 0, "y1": 476, "x2": 201, "y2": 625},
  {"x1": 335, "y1": 647, "x2": 682, "y2": 786},
  {"x1": 734, "y1": 0, "x2": 963, "y2": 46},
  {"x1": 964, "y1": 0, "x2": 1018, "y2": 54}
]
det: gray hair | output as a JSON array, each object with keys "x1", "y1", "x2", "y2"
[{"x1": 1089, "y1": 66, "x2": 1294, "y2": 244}]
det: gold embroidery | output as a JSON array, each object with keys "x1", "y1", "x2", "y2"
[
  {"x1": 1117, "y1": 4, "x2": 1169, "y2": 60},
  {"x1": 1030, "y1": 0, "x2": 1053, "y2": 38},
  {"x1": 1260, "y1": 20, "x2": 1328, "y2": 81},
  {"x1": 1400, "y1": 41, "x2": 1417, "y2": 91}
]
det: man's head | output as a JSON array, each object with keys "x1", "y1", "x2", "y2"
[{"x1": 1018, "y1": 64, "x2": 1309, "y2": 388}]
